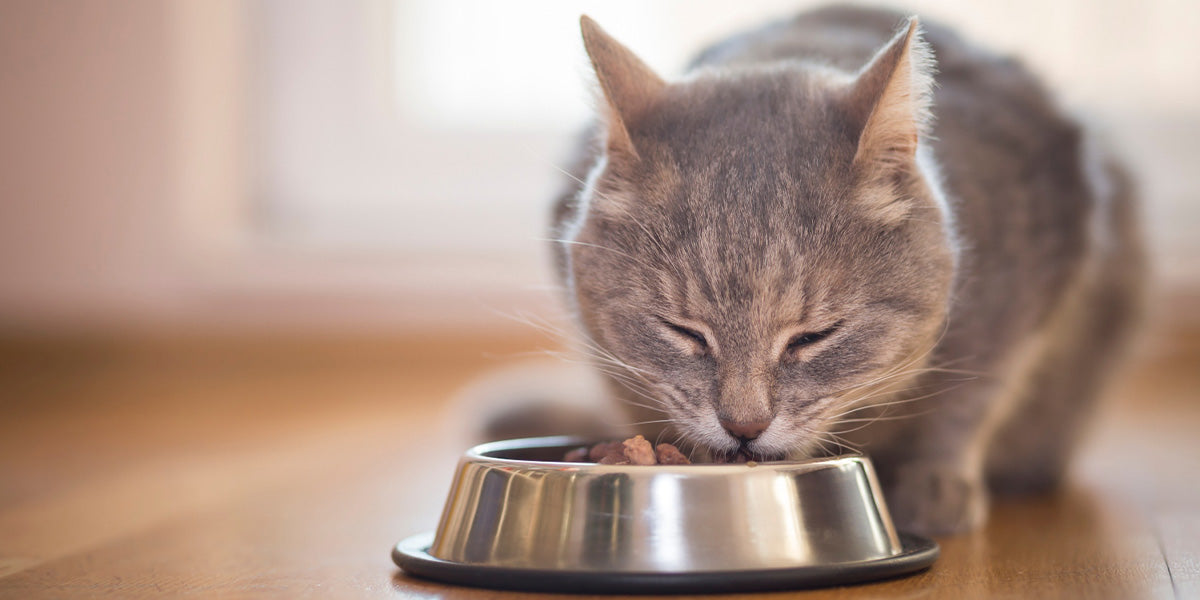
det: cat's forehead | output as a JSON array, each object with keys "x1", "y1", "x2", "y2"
[
  {"x1": 582, "y1": 67, "x2": 906, "y2": 321},
  {"x1": 642, "y1": 68, "x2": 856, "y2": 170}
]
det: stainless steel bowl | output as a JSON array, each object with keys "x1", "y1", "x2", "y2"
[{"x1": 393, "y1": 436, "x2": 937, "y2": 593}]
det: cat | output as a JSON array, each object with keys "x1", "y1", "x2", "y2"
[{"x1": 541, "y1": 6, "x2": 1144, "y2": 536}]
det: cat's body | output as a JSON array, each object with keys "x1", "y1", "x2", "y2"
[{"x1": 546, "y1": 6, "x2": 1143, "y2": 535}]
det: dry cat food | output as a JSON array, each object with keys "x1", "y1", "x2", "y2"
[
  {"x1": 562, "y1": 436, "x2": 764, "y2": 465},
  {"x1": 563, "y1": 435, "x2": 692, "y2": 465}
]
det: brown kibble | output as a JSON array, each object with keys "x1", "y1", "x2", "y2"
[
  {"x1": 622, "y1": 435, "x2": 657, "y2": 465},
  {"x1": 655, "y1": 443, "x2": 691, "y2": 465},
  {"x1": 597, "y1": 445, "x2": 630, "y2": 465},
  {"x1": 564, "y1": 437, "x2": 696, "y2": 465},
  {"x1": 587, "y1": 441, "x2": 623, "y2": 462}
]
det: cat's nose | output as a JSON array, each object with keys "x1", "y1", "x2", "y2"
[{"x1": 720, "y1": 419, "x2": 771, "y2": 442}]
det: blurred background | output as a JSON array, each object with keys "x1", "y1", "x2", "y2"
[
  {"x1": 1, "y1": 2, "x2": 1197, "y2": 594},
  {"x1": 0, "y1": 0, "x2": 1196, "y2": 338}
]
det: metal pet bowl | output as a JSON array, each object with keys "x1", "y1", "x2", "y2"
[{"x1": 393, "y1": 436, "x2": 937, "y2": 593}]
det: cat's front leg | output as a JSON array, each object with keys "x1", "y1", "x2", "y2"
[
  {"x1": 865, "y1": 377, "x2": 1007, "y2": 536},
  {"x1": 882, "y1": 457, "x2": 989, "y2": 536}
]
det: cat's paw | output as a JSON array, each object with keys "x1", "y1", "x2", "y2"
[{"x1": 885, "y1": 463, "x2": 988, "y2": 536}]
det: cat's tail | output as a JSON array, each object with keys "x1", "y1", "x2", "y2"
[{"x1": 453, "y1": 359, "x2": 630, "y2": 445}]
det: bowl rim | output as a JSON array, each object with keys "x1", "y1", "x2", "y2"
[
  {"x1": 466, "y1": 435, "x2": 868, "y2": 472},
  {"x1": 394, "y1": 530, "x2": 939, "y2": 592}
]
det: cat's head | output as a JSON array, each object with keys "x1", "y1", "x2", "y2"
[{"x1": 562, "y1": 16, "x2": 956, "y2": 460}]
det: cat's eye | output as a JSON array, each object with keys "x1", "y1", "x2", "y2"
[
  {"x1": 785, "y1": 321, "x2": 843, "y2": 354},
  {"x1": 660, "y1": 319, "x2": 710, "y2": 355}
]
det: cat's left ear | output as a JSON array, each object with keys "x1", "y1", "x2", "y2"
[{"x1": 846, "y1": 17, "x2": 935, "y2": 179}]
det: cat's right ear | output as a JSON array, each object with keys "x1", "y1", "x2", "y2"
[{"x1": 580, "y1": 15, "x2": 665, "y2": 161}]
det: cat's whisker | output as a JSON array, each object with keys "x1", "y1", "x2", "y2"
[
  {"x1": 628, "y1": 418, "x2": 675, "y2": 427},
  {"x1": 671, "y1": 432, "x2": 706, "y2": 462},
  {"x1": 826, "y1": 380, "x2": 919, "y2": 412},
  {"x1": 612, "y1": 395, "x2": 670, "y2": 416},
  {"x1": 613, "y1": 389, "x2": 669, "y2": 412},
  {"x1": 831, "y1": 403, "x2": 943, "y2": 424},
  {"x1": 489, "y1": 308, "x2": 578, "y2": 345},
  {"x1": 588, "y1": 353, "x2": 654, "y2": 376},
  {"x1": 825, "y1": 386, "x2": 940, "y2": 419},
  {"x1": 831, "y1": 337, "x2": 950, "y2": 395},
  {"x1": 821, "y1": 350, "x2": 984, "y2": 418},
  {"x1": 822, "y1": 387, "x2": 933, "y2": 422},
  {"x1": 478, "y1": 348, "x2": 559, "y2": 361},
  {"x1": 570, "y1": 337, "x2": 655, "y2": 376},
  {"x1": 588, "y1": 369, "x2": 664, "y2": 405},
  {"x1": 825, "y1": 381, "x2": 970, "y2": 432},
  {"x1": 583, "y1": 357, "x2": 660, "y2": 391},
  {"x1": 592, "y1": 368, "x2": 670, "y2": 407},
  {"x1": 846, "y1": 360, "x2": 980, "y2": 401},
  {"x1": 605, "y1": 379, "x2": 664, "y2": 403},
  {"x1": 815, "y1": 433, "x2": 840, "y2": 457},
  {"x1": 651, "y1": 427, "x2": 673, "y2": 447},
  {"x1": 822, "y1": 432, "x2": 863, "y2": 454},
  {"x1": 813, "y1": 436, "x2": 830, "y2": 457},
  {"x1": 532, "y1": 326, "x2": 659, "y2": 392},
  {"x1": 588, "y1": 362, "x2": 667, "y2": 401},
  {"x1": 825, "y1": 359, "x2": 927, "y2": 402},
  {"x1": 826, "y1": 408, "x2": 941, "y2": 430},
  {"x1": 804, "y1": 422, "x2": 861, "y2": 456}
]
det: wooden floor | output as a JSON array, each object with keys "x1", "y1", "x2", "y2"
[{"x1": 0, "y1": 329, "x2": 1196, "y2": 599}]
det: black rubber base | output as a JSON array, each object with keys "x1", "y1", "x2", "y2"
[{"x1": 392, "y1": 532, "x2": 938, "y2": 594}]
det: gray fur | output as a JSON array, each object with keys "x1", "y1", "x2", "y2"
[{"x1": 550, "y1": 6, "x2": 1144, "y2": 535}]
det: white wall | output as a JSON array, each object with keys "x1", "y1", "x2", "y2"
[{"x1": 0, "y1": 1, "x2": 177, "y2": 330}]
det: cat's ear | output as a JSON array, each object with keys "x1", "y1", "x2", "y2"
[
  {"x1": 846, "y1": 17, "x2": 934, "y2": 178},
  {"x1": 580, "y1": 15, "x2": 665, "y2": 161}
]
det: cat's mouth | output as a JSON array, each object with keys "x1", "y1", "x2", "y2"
[{"x1": 712, "y1": 447, "x2": 789, "y2": 463}]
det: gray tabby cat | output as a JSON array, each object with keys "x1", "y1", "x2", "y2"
[{"x1": 548, "y1": 6, "x2": 1143, "y2": 535}]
